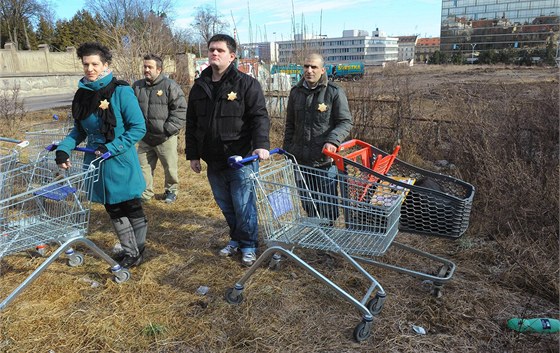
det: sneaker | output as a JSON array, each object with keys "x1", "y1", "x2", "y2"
[
  {"x1": 219, "y1": 244, "x2": 239, "y2": 257},
  {"x1": 241, "y1": 251, "x2": 257, "y2": 267},
  {"x1": 164, "y1": 191, "x2": 177, "y2": 203}
]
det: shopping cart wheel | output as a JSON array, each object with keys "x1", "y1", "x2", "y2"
[
  {"x1": 432, "y1": 265, "x2": 449, "y2": 297},
  {"x1": 224, "y1": 288, "x2": 244, "y2": 304},
  {"x1": 268, "y1": 253, "x2": 282, "y2": 270},
  {"x1": 353, "y1": 320, "x2": 372, "y2": 342},
  {"x1": 67, "y1": 253, "x2": 84, "y2": 267},
  {"x1": 114, "y1": 269, "x2": 131, "y2": 284},
  {"x1": 366, "y1": 292, "x2": 386, "y2": 316}
]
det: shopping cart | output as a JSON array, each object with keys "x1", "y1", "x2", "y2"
[
  {"x1": 0, "y1": 147, "x2": 130, "y2": 311},
  {"x1": 0, "y1": 138, "x2": 29, "y2": 198},
  {"x1": 324, "y1": 139, "x2": 475, "y2": 296},
  {"x1": 24, "y1": 119, "x2": 75, "y2": 161},
  {"x1": 224, "y1": 149, "x2": 404, "y2": 342}
]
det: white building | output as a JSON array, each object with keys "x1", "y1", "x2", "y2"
[
  {"x1": 396, "y1": 36, "x2": 418, "y2": 62},
  {"x1": 277, "y1": 29, "x2": 398, "y2": 66}
]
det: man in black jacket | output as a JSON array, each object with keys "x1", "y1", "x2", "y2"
[
  {"x1": 185, "y1": 34, "x2": 270, "y2": 266},
  {"x1": 283, "y1": 53, "x2": 353, "y2": 222}
]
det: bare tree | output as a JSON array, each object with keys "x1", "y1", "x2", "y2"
[
  {"x1": 84, "y1": 0, "x2": 180, "y2": 82},
  {"x1": 0, "y1": 0, "x2": 51, "y2": 49},
  {"x1": 191, "y1": 4, "x2": 230, "y2": 44}
]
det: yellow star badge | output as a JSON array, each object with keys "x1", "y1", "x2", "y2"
[
  {"x1": 227, "y1": 91, "x2": 237, "y2": 101},
  {"x1": 99, "y1": 99, "x2": 110, "y2": 110},
  {"x1": 157, "y1": 90, "x2": 163, "y2": 96},
  {"x1": 317, "y1": 103, "x2": 328, "y2": 112}
]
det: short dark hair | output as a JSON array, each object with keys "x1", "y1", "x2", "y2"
[
  {"x1": 143, "y1": 53, "x2": 163, "y2": 70},
  {"x1": 77, "y1": 42, "x2": 112, "y2": 64},
  {"x1": 208, "y1": 34, "x2": 236, "y2": 54}
]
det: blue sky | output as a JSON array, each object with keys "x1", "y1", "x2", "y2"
[{"x1": 54, "y1": 0, "x2": 442, "y2": 42}]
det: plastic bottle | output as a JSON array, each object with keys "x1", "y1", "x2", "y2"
[{"x1": 507, "y1": 318, "x2": 560, "y2": 334}]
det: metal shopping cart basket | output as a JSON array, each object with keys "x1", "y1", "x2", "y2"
[
  {"x1": 24, "y1": 118, "x2": 75, "y2": 162},
  {"x1": 0, "y1": 147, "x2": 130, "y2": 311},
  {"x1": 0, "y1": 138, "x2": 29, "y2": 199},
  {"x1": 224, "y1": 149, "x2": 403, "y2": 342},
  {"x1": 324, "y1": 139, "x2": 475, "y2": 296}
]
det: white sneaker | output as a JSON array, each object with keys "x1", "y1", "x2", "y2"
[
  {"x1": 219, "y1": 244, "x2": 239, "y2": 257},
  {"x1": 241, "y1": 252, "x2": 257, "y2": 267}
]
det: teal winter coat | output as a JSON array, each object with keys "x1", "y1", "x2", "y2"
[{"x1": 58, "y1": 73, "x2": 147, "y2": 204}]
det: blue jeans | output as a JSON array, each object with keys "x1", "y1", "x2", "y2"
[{"x1": 207, "y1": 162, "x2": 258, "y2": 252}]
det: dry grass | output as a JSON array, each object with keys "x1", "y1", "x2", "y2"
[{"x1": 0, "y1": 65, "x2": 558, "y2": 352}]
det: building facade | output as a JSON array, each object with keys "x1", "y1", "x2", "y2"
[
  {"x1": 415, "y1": 37, "x2": 441, "y2": 62},
  {"x1": 440, "y1": 0, "x2": 559, "y2": 55},
  {"x1": 276, "y1": 29, "x2": 398, "y2": 66},
  {"x1": 397, "y1": 36, "x2": 418, "y2": 61}
]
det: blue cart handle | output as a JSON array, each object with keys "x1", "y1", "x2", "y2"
[
  {"x1": 228, "y1": 148, "x2": 285, "y2": 169},
  {"x1": 46, "y1": 144, "x2": 112, "y2": 160}
]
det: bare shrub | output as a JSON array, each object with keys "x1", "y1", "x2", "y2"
[
  {"x1": 341, "y1": 66, "x2": 559, "y2": 302},
  {"x1": 0, "y1": 84, "x2": 26, "y2": 137}
]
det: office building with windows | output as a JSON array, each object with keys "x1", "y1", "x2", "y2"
[
  {"x1": 440, "y1": 0, "x2": 559, "y2": 55},
  {"x1": 277, "y1": 29, "x2": 398, "y2": 66}
]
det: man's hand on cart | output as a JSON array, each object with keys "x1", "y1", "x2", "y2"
[
  {"x1": 323, "y1": 142, "x2": 337, "y2": 153},
  {"x1": 252, "y1": 148, "x2": 270, "y2": 160},
  {"x1": 55, "y1": 150, "x2": 72, "y2": 170},
  {"x1": 190, "y1": 159, "x2": 202, "y2": 174}
]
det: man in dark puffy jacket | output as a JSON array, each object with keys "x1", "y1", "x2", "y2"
[
  {"x1": 133, "y1": 54, "x2": 187, "y2": 203},
  {"x1": 283, "y1": 53, "x2": 353, "y2": 221},
  {"x1": 185, "y1": 34, "x2": 270, "y2": 267}
]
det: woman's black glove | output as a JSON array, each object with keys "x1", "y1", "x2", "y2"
[
  {"x1": 55, "y1": 150, "x2": 70, "y2": 165},
  {"x1": 94, "y1": 144, "x2": 109, "y2": 156}
]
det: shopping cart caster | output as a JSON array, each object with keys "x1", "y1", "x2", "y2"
[
  {"x1": 224, "y1": 286, "x2": 244, "y2": 304},
  {"x1": 432, "y1": 283, "x2": 444, "y2": 298},
  {"x1": 36, "y1": 244, "x2": 47, "y2": 257},
  {"x1": 268, "y1": 253, "x2": 282, "y2": 270},
  {"x1": 65, "y1": 249, "x2": 84, "y2": 267},
  {"x1": 366, "y1": 292, "x2": 386, "y2": 316},
  {"x1": 112, "y1": 267, "x2": 131, "y2": 284},
  {"x1": 353, "y1": 320, "x2": 373, "y2": 342},
  {"x1": 432, "y1": 265, "x2": 449, "y2": 297}
]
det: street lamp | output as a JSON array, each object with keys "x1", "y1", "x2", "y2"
[{"x1": 470, "y1": 43, "x2": 477, "y2": 64}]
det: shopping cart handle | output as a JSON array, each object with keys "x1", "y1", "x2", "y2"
[
  {"x1": 46, "y1": 144, "x2": 112, "y2": 159},
  {"x1": 0, "y1": 137, "x2": 29, "y2": 148},
  {"x1": 228, "y1": 148, "x2": 285, "y2": 169}
]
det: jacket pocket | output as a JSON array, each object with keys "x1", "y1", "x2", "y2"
[{"x1": 218, "y1": 98, "x2": 244, "y2": 141}]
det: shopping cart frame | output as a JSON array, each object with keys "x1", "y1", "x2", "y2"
[
  {"x1": 0, "y1": 148, "x2": 130, "y2": 311},
  {"x1": 324, "y1": 139, "x2": 475, "y2": 296},
  {"x1": 225, "y1": 149, "x2": 406, "y2": 342}
]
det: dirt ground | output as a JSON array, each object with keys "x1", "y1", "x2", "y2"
[{"x1": 0, "y1": 65, "x2": 558, "y2": 353}]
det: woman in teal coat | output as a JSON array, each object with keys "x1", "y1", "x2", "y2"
[{"x1": 56, "y1": 42, "x2": 147, "y2": 269}]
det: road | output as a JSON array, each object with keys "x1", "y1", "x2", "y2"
[{"x1": 22, "y1": 93, "x2": 73, "y2": 112}]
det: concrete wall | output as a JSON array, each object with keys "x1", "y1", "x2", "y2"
[{"x1": 0, "y1": 44, "x2": 185, "y2": 98}]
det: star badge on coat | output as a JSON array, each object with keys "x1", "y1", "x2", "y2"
[
  {"x1": 227, "y1": 91, "x2": 237, "y2": 101},
  {"x1": 99, "y1": 99, "x2": 110, "y2": 110},
  {"x1": 317, "y1": 103, "x2": 328, "y2": 112},
  {"x1": 157, "y1": 90, "x2": 163, "y2": 96}
]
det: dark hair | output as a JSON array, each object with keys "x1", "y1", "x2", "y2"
[
  {"x1": 208, "y1": 34, "x2": 237, "y2": 54},
  {"x1": 77, "y1": 42, "x2": 112, "y2": 64},
  {"x1": 143, "y1": 53, "x2": 163, "y2": 70}
]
